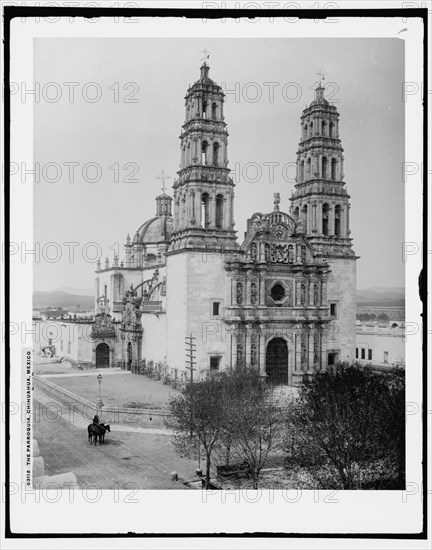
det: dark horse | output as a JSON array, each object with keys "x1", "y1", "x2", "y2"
[{"x1": 87, "y1": 423, "x2": 111, "y2": 445}]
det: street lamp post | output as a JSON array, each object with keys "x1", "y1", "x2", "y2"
[{"x1": 97, "y1": 373, "x2": 103, "y2": 415}]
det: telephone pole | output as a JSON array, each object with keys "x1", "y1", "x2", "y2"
[{"x1": 185, "y1": 333, "x2": 196, "y2": 385}]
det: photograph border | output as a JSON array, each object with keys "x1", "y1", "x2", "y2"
[{"x1": 2, "y1": 3, "x2": 428, "y2": 541}]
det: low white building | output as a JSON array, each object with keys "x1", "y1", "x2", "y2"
[{"x1": 355, "y1": 321, "x2": 405, "y2": 368}]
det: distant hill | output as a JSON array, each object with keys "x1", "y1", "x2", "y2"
[
  {"x1": 33, "y1": 290, "x2": 94, "y2": 309},
  {"x1": 357, "y1": 287, "x2": 405, "y2": 307},
  {"x1": 54, "y1": 286, "x2": 93, "y2": 296}
]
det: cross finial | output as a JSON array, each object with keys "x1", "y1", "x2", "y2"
[
  {"x1": 316, "y1": 70, "x2": 325, "y2": 87},
  {"x1": 157, "y1": 170, "x2": 171, "y2": 193},
  {"x1": 200, "y1": 48, "x2": 210, "y2": 65}
]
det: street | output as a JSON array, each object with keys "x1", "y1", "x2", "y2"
[{"x1": 33, "y1": 389, "x2": 196, "y2": 490}]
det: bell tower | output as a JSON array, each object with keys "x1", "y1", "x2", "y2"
[
  {"x1": 169, "y1": 60, "x2": 237, "y2": 252},
  {"x1": 290, "y1": 79, "x2": 357, "y2": 364}
]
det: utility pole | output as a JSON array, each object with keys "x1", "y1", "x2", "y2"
[{"x1": 185, "y1": 333, "x2": 196, "y2": 385}]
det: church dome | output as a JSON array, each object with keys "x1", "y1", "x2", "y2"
[
  {"x1": 133, "y1": 216, "x2": 173, "y2": 245},
  {"x1": 309, "y1": 85, "x2": 329, "y2": 107}
]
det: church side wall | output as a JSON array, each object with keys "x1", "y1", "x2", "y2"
[
  {"x1": 325, "y1": 257, "x2": 357, "y2": 362},
  {"x1": 165, "y1": 253, "x2": 188, "y2": 373},
  {"x1": 141, "y1": 313, "x2": 167, "y2": 364},
  {"x1": 185, "y1": 251, "x2": 228, "y2": 377}
]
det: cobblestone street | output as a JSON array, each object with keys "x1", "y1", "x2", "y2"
[{"x1": 33, "y1": 389, "x2": 196, "y2": 490}]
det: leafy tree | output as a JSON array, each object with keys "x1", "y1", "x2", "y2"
[
  {"x1": 165, "y1": 374, "x2": 226, "y2": 488},
  {"x1": 377, "y1": 312, "x2": 390, "y2": 324},
  {"x1": 286, "y1": 362, "x2": 405, "y2": 489}
]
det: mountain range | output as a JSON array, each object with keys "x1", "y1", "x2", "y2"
[{"x1": 33, "y1": 286, "x2": 405, "y2": 309}]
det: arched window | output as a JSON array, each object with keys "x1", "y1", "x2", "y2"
[
  {"x1": 213, "y1": 142, "x2": 220, "y2": 166},
  {"x1": 212, "y1": 102, "x2": 217, "y2": 119},
  {"x1": 309, "y1": 122, "x2": 313, "y2": 137},
  {"x1": 329, "y1": 121, "x2": 334, "y2": 137},
  {"x1": 299, "y1": 160, "x2": 304, "y2": 182},
  {"x1": 322, "y1": 203, "x2": 329, "y2": 235},
  {"x1": 306, "y1": 158, "x2": 311, "y2": 180},
  {"x1": 322, "y1": 121, "x2": 327, "y2": 136},
  {"x1": 322, "y1": 156, "x2": 327, "y2": 179},
  {"x1": 216, "y1": 194, "x2": 224, "y2": 228},
  {"x1": 202, "y1": 101, "x2": 207, "y2": 119},
  {"x1": 331, "y1": 158, "x2": 337, "y2": 180},
  {"x1": 294, "y1": 206, "x2": 299, "y2": 221},
  {"x1": 303, "y1": 124, "x2": 308, "y2": 140},
  {"x1": 301, "y1": 204, "x2": 308, "y2": 231},
  {"x1": 335, "y1": 205, "x2": 341, "y2": 236},
  {"x1": 201, "y1": 192, "x2": 210, "y2": 228},
  {"x1": 201, "y1": 141, "x2": 208, "y2": 165}
]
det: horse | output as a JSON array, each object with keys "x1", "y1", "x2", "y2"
[{"x1": 87, "y1": 423, "x2": 111, "y2": 445}]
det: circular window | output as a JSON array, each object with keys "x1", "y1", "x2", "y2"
[{"x1": 271, "y1": 283, "x2": 285, "y2": 302}]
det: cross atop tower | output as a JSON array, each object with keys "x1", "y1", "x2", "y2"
[
  {"x1": 316, "y1": 70, "x2": 325, "y2": 87},
  {"x1": 200, "y1": 48, "x2": 210, "y2": 65},
  {"x1": 157, "y1": 170, "x2": 171, "y2": 193}
]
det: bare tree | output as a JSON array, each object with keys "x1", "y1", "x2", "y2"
[
  {"x1": 222, "y1": 367, "x2": 281, "y2": 489},
  {"x1": 165, "y1": 374, "x2": 225, "y2": 489}
]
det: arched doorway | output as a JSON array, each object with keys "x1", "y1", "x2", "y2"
[
  {"x1": 127, "y1": 342, "x2": 132, "y2": 370},
  {"x1": 96, "y1": 343, "x2": 110, "y2": 367},
  {"x1": 266, "y1": 338, "x2": 288, "y2": 384}
]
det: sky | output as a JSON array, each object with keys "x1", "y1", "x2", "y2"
[{"x1": 33, "y1": 36, "x2": 405, "y2": 292}]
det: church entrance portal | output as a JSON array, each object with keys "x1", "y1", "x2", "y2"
[
  {"x1": 96, "y1": 343, "x2": 110, "y2": 367},
  {"x1": 266, "y1": 338, "x2": 288, "y2": 384}
]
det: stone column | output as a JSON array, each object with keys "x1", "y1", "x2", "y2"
[
  {"x1": 345, "y1": 203, "x2": 351, "y2": 237},
  {"x1": 210, "y1": 192, "x2": 216, "y2": 228},
  {"x1": 308, "y1": 327, "x2": 314, "y2": 371},
  {"x1": 317, "y1": 201, "x2": 323, "y2": 234},
  {"x1": 225, "y1": 192, "x2": 231, "y2": 229},
  {"x1": 245, "y1": 274, "x2": 251, "y2": 306},
  {"x1": 245, "y1": 328, "x2": 252, "y2": 366},
  {"x1": 321, "y1": 280, "x2": 327, "y2": 304},
  {"x1": 259, "y1": 274, "x2": 266, "y2": 306},
  {"x1": 231, "y1": 277, "x2": 237, "y2": 307},
  {"x1": 231, "y1": 331, "x2": 237, "y2": 369},
  {"x1": 259, "y1": 332, "x2": 266, "y2": 377},
  {"x1": 291, "y1": 330, "x2": 303, "y2": 386},
  {"x1": 321, "y1": 327, "x2": 327, "y2": 371},
  {"x1": 195, "y1": 190, "x2": 201, "y2": 226}
]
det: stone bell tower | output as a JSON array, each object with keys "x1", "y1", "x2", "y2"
[
  {"x1": 169, "y1": 61, "x2": 237, "y2": 252},
  {"x1": 290, "y1": 78, "x2": 357, "y2": 365},
  {"x1": 165, "y1": 60, "x2": 237, "y2": 378}
]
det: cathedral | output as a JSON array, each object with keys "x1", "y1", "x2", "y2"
[{"x1": 91, "y1": 61, "x2": 357, "y2": 386}]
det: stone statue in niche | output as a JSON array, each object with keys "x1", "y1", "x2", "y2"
[
  {"x1": 236, "y1": 282, "x2": 243, "y2": 305},
  {"x1": 300, "y1": 284, "x2": 306, "y2": 306},
  {"x1": 250, "y1": 242, "x2": 257, "y2": 261},
  {"x1": 301, "y1": 246, "x2": 307, "y2": 263},
  {"x1": 288, "y1": 245, "x2": 294, "y2": 263}
]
